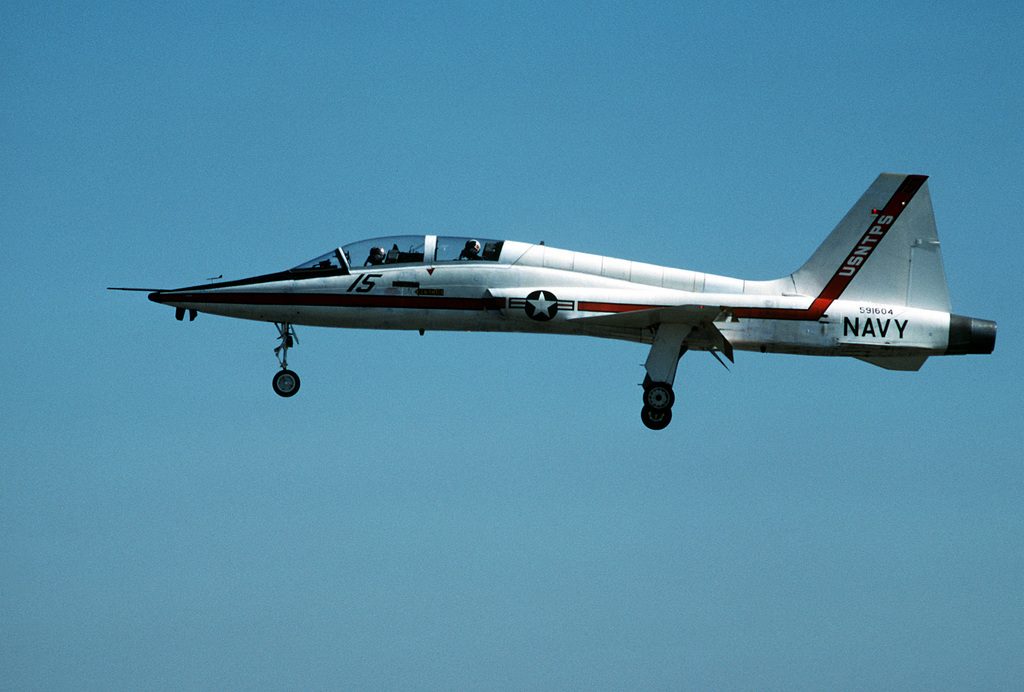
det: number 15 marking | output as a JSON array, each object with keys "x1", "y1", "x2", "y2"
[{"x1": 347, "y1": 273, "x2": 382, "y2": 293}]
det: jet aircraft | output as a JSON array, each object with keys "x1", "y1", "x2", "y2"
[{"x1": 113, "y1": 174, "x2": 995, "y2": 429}]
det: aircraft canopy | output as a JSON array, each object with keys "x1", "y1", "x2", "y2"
[{"x1": 290, "y1": 235, "x2": 506, "y2": 274}]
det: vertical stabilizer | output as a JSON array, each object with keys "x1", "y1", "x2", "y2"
[{"x1": 789, "y1": 174, "x2": 952, "y2": 312}]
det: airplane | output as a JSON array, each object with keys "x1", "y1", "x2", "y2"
[{"x1": 112, "y1": 173, "x2": 995, "y2": 429}]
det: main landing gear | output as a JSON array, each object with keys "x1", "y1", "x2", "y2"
[
  {"x1": 639, "y1": 323, "x2": 691, "y2": 431},
  {"x1": 636, "y1": 320, "x2": 734, "y2": 430},
  {"x1": 272, "y1": 322, "x2": 300, "y2": 397}
]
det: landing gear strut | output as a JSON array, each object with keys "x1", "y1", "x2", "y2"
[{"x1": 272, "y1": 322, "x2": 300, "y2": 397}]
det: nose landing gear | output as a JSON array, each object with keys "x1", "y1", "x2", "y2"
[{"x1": 272, "y1": 322, "x2": 300, "y2": 397}]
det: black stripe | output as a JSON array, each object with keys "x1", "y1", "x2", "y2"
[{"x1": 157, "y1": 291, "x2": 494, "y2": 312}]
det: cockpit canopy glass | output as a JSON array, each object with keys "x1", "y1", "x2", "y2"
[
  {"x1": 290, "y1": 249, "x2": 345, "y2": 272},
  {"x1": 435, "y1": 236, "x2": 503, "y2": 262},
  {"x1": 290, "y1": 235, "x2": 505, "y2": 274},
  {"x1": 343, "y1": 236, "x2": 426, "y2": 268}
]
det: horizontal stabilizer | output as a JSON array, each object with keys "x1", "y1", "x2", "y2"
[{"x1": 855, "y1": 355, "x2": 928, "y2": 371}]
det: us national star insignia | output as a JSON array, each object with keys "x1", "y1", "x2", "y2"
[{"x1": 525, "y1": 290, "x2": 558, "y2": 321}]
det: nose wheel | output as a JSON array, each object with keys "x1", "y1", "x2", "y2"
[
  {"x1": 272, "y1": 369, "x2": 300, "y2": 397},
  {"x1": 640, "y1": 379, "x2": 674, "y2": 430},
  {"x1": 273, "y1": 322, "x2": 300, "y2": 397}
]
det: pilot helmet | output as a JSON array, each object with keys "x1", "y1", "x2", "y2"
[
  {"x1": 369, "y1": 246, "x2": 386, "y2": 262},
  {"x1": 465, "y1": 239, "x2": 481, "y2": 254}
]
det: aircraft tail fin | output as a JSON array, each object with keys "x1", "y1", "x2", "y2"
[{"x1": 787, "y1": 173, "x2": 952, "y2": 312}]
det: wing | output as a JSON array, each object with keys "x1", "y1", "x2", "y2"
[
  {"x1": 574, "y1": 304, "x2": 734, "y2": 362},
  {"x1": 573, "y1": 304, "x2": 721, "y2": 330}
]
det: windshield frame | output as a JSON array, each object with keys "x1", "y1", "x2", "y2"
[{"x1": 289, "y1": 248, "x2": 349, "y2": 275}]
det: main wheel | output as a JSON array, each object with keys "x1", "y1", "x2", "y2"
[
  {"x1": 643, "y1": 382, "x2": 675, "y2": 410},
  {"x1": 640, "y1": 405, "x2": 672, "y2": 430},
  {"x1": 272, "y1": 369, "x2": 300, "y2": 397}
]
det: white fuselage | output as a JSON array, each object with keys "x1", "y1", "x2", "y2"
[{"x1": 151, "y1": 237, "x2": 953, "y2": 361}]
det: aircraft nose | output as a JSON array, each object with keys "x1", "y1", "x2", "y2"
[{"x1": 149, "y1": 289, "x2": 190, "y2": 305}]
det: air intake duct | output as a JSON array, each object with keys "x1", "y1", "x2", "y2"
[{"x1": 947, "y1": 314, "x2": 996, "y2": 355}]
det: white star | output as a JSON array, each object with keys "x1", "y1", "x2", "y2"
[{"x1": 528, "y1": 293, "x2": 556, "y2": 317}]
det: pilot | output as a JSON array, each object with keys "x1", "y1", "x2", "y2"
[
  {"x1": 459, "y1": 239, "x2": 482, "y2": 260},
  {"x1": 365, "y1": 246, "x2": 386, "y2": 266}
]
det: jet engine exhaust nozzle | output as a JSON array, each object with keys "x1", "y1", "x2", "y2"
[{"x1": 947, "y1": 315, "x2": 996, "y2": 355}]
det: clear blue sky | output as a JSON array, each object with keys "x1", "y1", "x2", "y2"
[{"x1": 3, "y1": 2, "x2": 1021, "y2": 688}]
